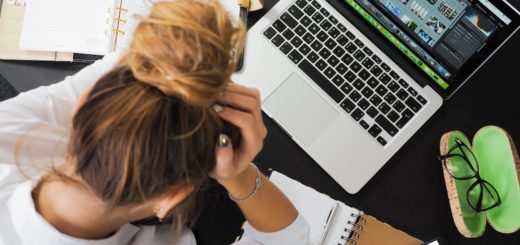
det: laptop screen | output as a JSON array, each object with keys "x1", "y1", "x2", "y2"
[{"x1": 337, "y1": 0, "x2": 520, "y2": 96}]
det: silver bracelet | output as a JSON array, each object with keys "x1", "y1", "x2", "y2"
[{"x1": 228, "y1": 165, "x2": 262, "y2": 203}]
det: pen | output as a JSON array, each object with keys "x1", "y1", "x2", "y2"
[
  {"x1": 236, "y1": 0, "x2": 250, "y2": 71},
  {"x1": 318, "y1": 202, "x2": 339, "y2": 245}
]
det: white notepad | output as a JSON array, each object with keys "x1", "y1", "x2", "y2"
[
  {"x1": 270, "y1": 171, "x2": 360, "y2": 245},
  {"x1": 19, "y1": 0, "x2": 239, "y2": 55}
]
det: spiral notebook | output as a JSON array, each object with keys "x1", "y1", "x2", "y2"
[{"x1": 270, "y1": 171, "x2": 422, "y2": 245}]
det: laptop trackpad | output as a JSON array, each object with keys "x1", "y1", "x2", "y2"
[{"x1": 264, "y1": 73, "x2": 338, "y2": 146}]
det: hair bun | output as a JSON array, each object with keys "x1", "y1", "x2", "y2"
[{"x1": 127, "y1": 0, "x2": 244, "y2": 107}]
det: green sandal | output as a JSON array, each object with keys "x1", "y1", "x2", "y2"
[{"x1": 439, "y1": 126, "x2": 520, "y2": 238}]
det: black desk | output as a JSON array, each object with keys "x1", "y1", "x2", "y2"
[{"x1": 1, "y1": 1, "x2": 519, "y2": 244}]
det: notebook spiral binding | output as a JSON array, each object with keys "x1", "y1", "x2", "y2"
[
  {"x1": 105, "y1": 7, "x2": 128, "y2": 37},
  {"x1": 339, "y1": 212, "x2": 366, "y2": 245}
]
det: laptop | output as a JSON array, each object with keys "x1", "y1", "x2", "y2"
[{"x1": 232, "y1": 0, "x2": 520, "y2": 193}]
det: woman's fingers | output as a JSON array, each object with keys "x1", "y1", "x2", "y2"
[
  {"x1": 217, "y1": 91, "x2": 260, "y2": 117},
  {"x1": 226, "y1": 83, "x2": 261, "y2": 104},
  {"x1": 209, "y1": 134, "x2": 235, "y2": 179}
]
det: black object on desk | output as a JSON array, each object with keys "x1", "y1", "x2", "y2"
[{"x1": 0, "y1": 73, "x2": 18, "y2": 102}]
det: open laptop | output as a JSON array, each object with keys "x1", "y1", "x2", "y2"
[{"x1": 232, "y1": 0, "x2": 520, "y2": 193}]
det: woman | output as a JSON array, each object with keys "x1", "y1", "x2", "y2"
[{"x1": 0, "y1": 1, "x2": 309, "y2": 244}]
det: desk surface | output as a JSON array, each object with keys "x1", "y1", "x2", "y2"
[{"x1": 1, "y1": 0, "x2": 519, "y2": 244}]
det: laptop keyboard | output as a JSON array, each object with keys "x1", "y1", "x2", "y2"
[{"x1": 263, "y1": 0, "x2": 428, "y2": 146}]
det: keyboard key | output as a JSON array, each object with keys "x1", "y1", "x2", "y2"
[
  {"x1": 282, "y1": 29, "x2": 295, "y2": 40},
  {"x1": 295, "y1": 25, "x2": 306, "y2": 36},
  {"x1": 296, "y1": 0, "x2": 307, "y2": 8},
  {"x1": 281, "y1": 13, "x2": 298, "y2": 28},
  {"x1": 370, "y1": 95, "x2": 383, "y2": 106},
  {"x1": 361, "y1": 87, "x2": 374, "y2": 98},
  {"x1": 362, "y1": 58, "x2": 375, "y2": 69},
  {"x1": 387, "y1": 110, "x2": 400, "y2": 122},
  {"x1": 417, "y1": 95, "x2": 427, "y2": 105},
  {"x1": 341, "y1": 83, "x2": 353, "y2": 95},
  {"x1": 396, "y1": 109, "x2": 414, "y2": 128},
  {"x1": 351, "y1": 108, "x2": 365, "y2": 121},
  {"x1": 358, "y1": 98, "x2": 370, "y2": 110},
  {"x1": 333, "y1": 46, "x2": 346, "y2": 59},
  {"x1": 359, "y1": 120, "x2": 370, "y2": 129},
  {"x1": 345, "y1": 71, "x2": 356, "y2": 82},
  {"x1": 341, "y1": 53, "x2": 354, "y2": 65},
  {"x1": 353, "y1": 50, "x2": 366, "y2": 61},
  {"x1": 377, "y1": 137, "x2": 387, "y2": 146},
  {"x1": 350, "y1": 61, "x2": 362, "y2": 73},
  {"x1": 332, "y1": 75, "x2": 345, "y2": 86},
  {"x1": 311, "y1": 40, "x2": 323, "y2": 51},
  {"x1": 354, "y1": 39, "x2": 364, "y2": 48},
  {"x1": 308, "y1": 52, "x2": 319, "y2": 63},
  {"x1": 272, "y1": 35, "x2": 284, "y2": 47},
  {"x1": 324, "y1": 67, "x2": 336, "y2": 78},
  {"x1": 336, "y1": 63, "x2": 348, "y2": 74},
  {"x1": 264, "y1": 27, "x2": 276, "y2": 39},
  {"x1": 384, "y1": 93, "x2": 397, "y2": 105},
  {"x1": 353, "y1": 79, "x2": 365, "y2": 90},
  {"x1": 381, "y1": 62, "x2": 391, "y2": 72},
  {"x1": 370, "y1": 66, "x2": 383, "y2": 77},
  {"x1": 369, "y1": 125, "x2": 382, "y2": 137},
  {"x1": 288, "y1": 5, "x2": 304, "y2": 19},
  {"x1": 290, "y1": 37, "x2": 303, "y2": 48},
  {"x1": 299, "y1": 44, "x2": 311, "y2": 55},
  {"x1": 367, "y1": 77, "x2": 379, "y2": 88},
  {"x1": 379, "y1": 73, "x2": 391, "y2": 84},
  {"x1": 367, "y1": 106, "x2": 379, "y2": 118},
  {"x1": 303, "y1": 33, "x2": 315, "y2": 44},
  {"x1": 320, "y1": 8, "x2": 330, "y2": 17},
  {"x1": 378, "y1": 103, "x2": 391, "y2": 114},
  {"x1": 311, "y1": 0, "x2": 321, "y2": 8},
  {"x1": 388, "y1": 81, "x2": 400, "y2": 92},
  {"x1": 337, "y1": 35, "x2": 349, "y2": 46},
  {"x1": 375, "y1": 85, "x2": 388, "y2": 96},
  {"x1": 272, "y1": 20, "x2": 287, "y2": 32},
  {"x1": 375, "y1": 115, "x2": 398, "y2": 136},
  {"x1": 319, "y1": 49, "x2": 332, "y2": 59},
  {"x1": 304, "y1": 5, "x2": 316, "y2": 15},
  {"x1": 359, "y1": 69, "x2": 370, "y2": 81},
  {"x1": 327, "y1": 56, "x2": 339, "y2": 67},
  {"x1": 338, "y1": 23, "x2": 347, "y2": 32},
  {"x1": 398, "y1": 79, "x2": 409, "y2": 88},
  {"x1": 279, "y1": 42, "x2": 293, "y2": 54},
  {"x1": 396, "y1": 89, "x2": 409, "y2": 100},
  {"x1": 389, "y1": 71, "x2": 400, "y2": 80},
  {"x1": 349, "y1": 90, "x2": 362, "y2": 102},
  {"x1": 346, "y1": 31, "x2": 355, "y2": 40},
  {"x1": 312, "y1": 12, "x2": 324, "y2": 23},
  {"x1": 407, "y1": 87, "x2": 418, "y2": 97},
  {"x1": 329, "y1": 15, "x2": 338, "y2": 24},
  {"x1": 328, "y1": 27, "x2": 340, "y2": 38},
  {"x1": 325, "y1": 38, "x2": 337, "y2": 50},
  {"x1": 363, "y1": 47, "x2": 373, "y2": 56},
  {"x1": 299, "y1": 60, "x2": 344, "y2": 103},
  {"x1": 317, "y1": 31, "x2": 328, "y2": 42},
  {"x1": 345, "y1": 42, "x2": 357, "y2": 53},
  {"x1": 393, "y1": 101, "x2": 405, "y2": 112},
  {"x1": 309, "y1": 23, "x2": 320, "y2": 34},
  {"x1": 288, "y1": 50, "x2": 303, "y2": 64},
  {"x1": 320, "y1": 20, "x2": 332, "y2": 31},
  {"x1": 372, "y1": 55, "x2": 382, "y2": 64},
  {"x1": 340, "y1": 98, "x2": 356, "y2": 113},
  {"x1": 316, "y1": 59, "x2": 327, "y2": 71},
  {"x1": 405, "y1": 97, "x2": 422, "y2": 112},
  {"x1": 301, "y1": 16, "x2": 312, "y2": 27}
]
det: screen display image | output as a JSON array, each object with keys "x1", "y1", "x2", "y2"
[{"x1": 338, "y1": 0, "x2": 520, "y2": 96}]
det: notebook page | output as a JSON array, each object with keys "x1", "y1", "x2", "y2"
[
  {"x1": 20, "y1": 0, "x2": 115, "y2": 55},
  {"x1": 270, "y1": 171, "x2": 337, "y2": 245},
  {"x1": 323, "y1": 203, "x2": 359, "y2": 245}
]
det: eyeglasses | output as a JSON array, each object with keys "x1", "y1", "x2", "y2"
[{"x1": 437, "y1": 138, "x2": 501, "y2": 212}]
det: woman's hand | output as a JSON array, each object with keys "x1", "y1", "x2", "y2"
[{"x1": 209, "y1": 83, "x2": 267, "y2": 188}]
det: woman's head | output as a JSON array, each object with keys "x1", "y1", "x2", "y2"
[{"x1": 65, "y1": 0, "x2": 244, "y2": 226}]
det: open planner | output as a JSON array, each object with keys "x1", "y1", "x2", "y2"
[
  {"x1": 18, "y1": 0, "x2": 239, "y2": 56},
  {"x1": 270, "y1": 171, "x2": 422, "y2": 245}
]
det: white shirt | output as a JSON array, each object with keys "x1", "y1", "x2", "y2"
[{"x1": 0, "y1": 53, "x2": 310, "y2": 245}]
